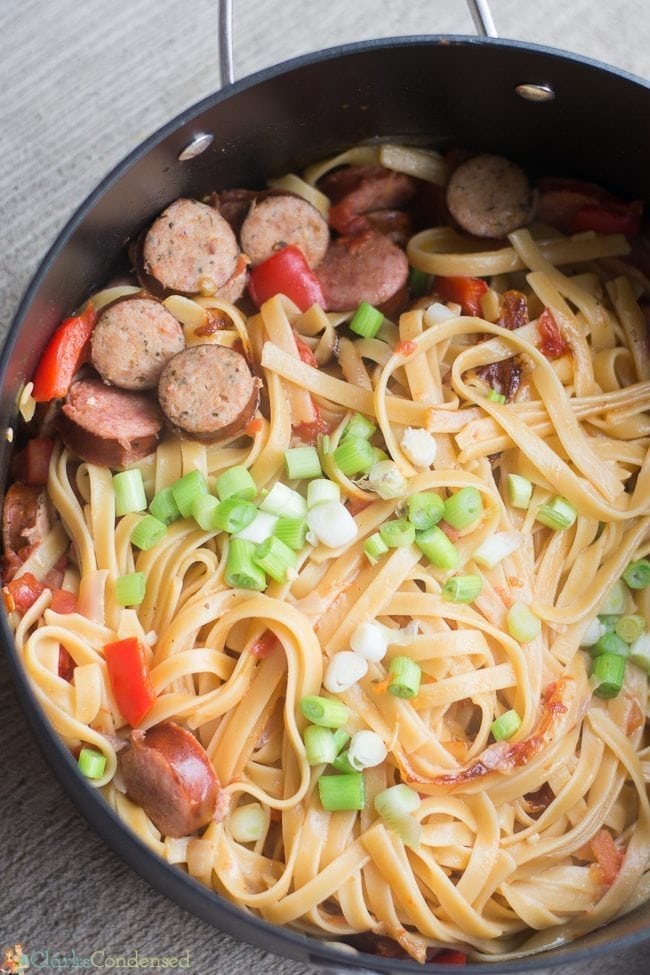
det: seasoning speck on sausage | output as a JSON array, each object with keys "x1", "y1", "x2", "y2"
[
  {"x1": 240, "y1": 195, "x2": 330, "y2": 268},
  {"x1": 141, "y1": 198, "x2": 240, "y2": 296},
  {"x1": 118, "y1": 721, "x2": 221, "y2": 837},
  {"x1": 158, "y1": 344, "x2": 260, "y2": 442},
  {"x1": 91, "y1": 295, "x2": 185, "y2": 390},
  {"x1": 446, "y1": 154, "x2": 533, "y2": 239}
]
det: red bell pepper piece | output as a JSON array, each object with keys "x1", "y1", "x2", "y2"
[
  {"x1": 591, "y1": 828, "x2": 624, "y2": 886},
  {"x1": 58, "y1": 645, "x2": 75, "y2": 682},
  {"x1": 434, "y1": 949, "x2": 467, "y2": 965},
  {"x1": 31, "y1": 303, "x2": 97, "y2": 402},
  {"x1": 293, "y1": 332, "x2": 319, "y2": 368},
  {"x1": 434, "y1": 275, "x2": 488, "y2": 317},
  {"x1": 2, "y1": 571, "x2": 46, "y2": 613},
  {"x1": 248, "y1": 245, "x2": 325, "y2": 312},
  {"x1": 50, "y1": 588, "x2": 77, "y2": 614},
  {"x1": 570, "y1": 202, "x2": 643, "y2": 237},
  {"x1": 104, "y1": 636, "x2": 156, "y2": 727}
]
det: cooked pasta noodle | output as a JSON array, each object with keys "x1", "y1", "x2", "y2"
[{"x1": 3, "y1": 148, "x2": 649, "y2": 964}]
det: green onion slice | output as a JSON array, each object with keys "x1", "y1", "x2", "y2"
[
  {"x1": 113, "y1": 469, "x2": 147, "y2": 517},
  {"x1": 318, "y1": 772, "x2": 366, "y2": 811},
  {"x1": 363, "y1": 532, "x2": 389, "y2": 565},
  {"x1": 253, "y1": 536, "x2": 298, "y2": 584},
  {"x1": 506, "y1": 602, "x2": 542, "y2": 643},
  {"x1": 407, "y1": 492, "x2": 444, "y2": 531},
  {"x1": 303, "y1": 725, "x2": 338, "y2": 766},
  {"x1": 443, "y1": 486, "x2": 483, "y2": 530},
  {"x1": 115, "y1": 571, "x2": 146, "y2": 607},
  {"x1": 615, "y1": 614, "x2": 646, "y2": 644},
  {"x1": 442, "y1": 574, "x2": 483, "y2": 603},
  {"x1": 171, "y1": 469, "x2": 208, "y2": 518},
  {"x1": 507, "y1": 474, "x2": 533, "y2": 510},
  {"x1": 300, "y1": 695, "x2": 349, "y2": 728},
  {"x1": 149, "y1": 485, "x2": 182, "y2": 525},
  {"x1": 379, "y1": 519, "x2": 416, "y2": 549},
  {"x1": 215, "y1": 465, "x2": 257, "y2": 502},
  {"x1": 591, "y1": 652, "x2": 626, "y2": 699},
  {"x1": 415, "y1": 525, "x2": 459, "y2": 569},
  {"x1": 622, "y1": 558, "x2": 650, "y2": 590},
  {"x1": 284, "y1": 446, "x2": 322, "y2": 480},
  {"x1": 259, "y1": 482, "x2": 307, "y2": 518},
  {"x1": 536, "y1": 495, "x2": 577, "y2": 531},
  {"x1": 332, "y1": 436, "x2": 375, "y2": 476},
  {"x1": 490, "y1": 709, "x2": 522, "y2": 741},
  {"x1": 225, "y1": 538, "x2": 267, "y2": 591},
  {"x1": 273, "y1": 516, "x2": 308, "y2": 551},
  {"x1": 349, "y1": 301, "x2": 383, "y2": 339},
  {"x1": 388, "y1": 656, "x2": 421, "y2": 699},
  {"x1": 342, "y1": 412, "x2": 376, "y2": 440},
  {"x1": 130, "y1": 514, "x2": 167, "y2": 551},
  {"x1": 78, "y1": 746, "x2": 107, "y2": 779},
  {"x1": 591, "y1": 631, "x2": 630, "y2": 658}
]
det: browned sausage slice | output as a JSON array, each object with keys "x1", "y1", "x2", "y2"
[
  {"x1": 240, "y1": 195, "x2": 330, "y2": 268},
  {"x1": 319, "y1": 165, "x2": 418, "y2": 236},
  {"x1": 158, "y1": 345, "x2": 260, "y2": 442},
  {"x1": 2, "y1": 483, "x2": 52, "y2": 580},
  {"x1": 118, "y1": 721, "x2": 220, "y2": 837},
  {"x1": 446, "y1": 154, "x2": 533, "y2": 239},
  {"x1": 140, "y1": 198, "x2": 240, "y2": 296},
  {"x1": 91, "y1": 295, "x2": 185, "y2": 390},
  {"x1": 59, "y1": 378, "x2": 163, "y2": 467},
  {"x1": 315, "y1": 230, "x2": 409, "y2": 311}
]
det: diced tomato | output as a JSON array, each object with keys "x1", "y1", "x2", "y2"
[
  {"x1": 570, "y1": 202, "x2": 643, "y2": 238},
  {"x1": 2, "y1": 572, "x2": 46, "y2": 613},
  {"x1": 435, "y1": 276, "x2": 488, "y2": 317},
  {"x1": 58, "y1": 645, "x2": 75, "y2": 682},
  {"x1": 439, "y1": 520, "x2": 460, "y2": 543},
  {"x1": 292, "y1": 401, "x2": 329, "y2": 444},
  {"x1": 104, "y1": 636, "x2": 156, "y2": 727},
  {"x1": 434, "y1": 950, "x2": 467, "y2": 965},
  {"x1": 249, "y1": 632, "x2": 279, "y2": 658},
  {"x1": 31, "y1": 303, "x2": 97, "y2": 402},
  {"x1": 591, "y1": 829, "x2": 624, "y2": 886},
  {"x1": 244, "y1": 416, "x2": 264, "y2": 437},
  {"x1": 537, "y1": 307, "x2": 571, "y2": 359},
  {"x1": 50, "y1": 588, "x2": 77, "y2": 614},
  {"x1": 395, "y1": 339, "x2": 417, "y2": 357},
  {"x1": 346, "y1": 497, "x2": 372, "y2": 517},
  {"x1": 293, "y1": 333, "x2": 319, "y2": 368},
  {"x1": 248, "y1": 245, "x2": 325, "y2": 312}
]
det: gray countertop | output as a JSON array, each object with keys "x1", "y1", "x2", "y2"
[{"x1": 1, "y1": 1, "x2": 649, "y2": 972}]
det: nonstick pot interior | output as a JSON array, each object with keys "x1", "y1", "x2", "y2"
[{"x1": 1, "y1": 35, "x2": 649, "y2": 974}]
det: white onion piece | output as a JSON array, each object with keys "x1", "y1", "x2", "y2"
[
  {"x1": 307, "y1": 500, "x2": 358, "y2": 548},
  {"x1": 323, "y1": 651, "x2": 368, "y2": 693},
  {"x1": 350, "y1": 621, "x2": 389, "y2": 662},
  {"x1": 400, "y1": 427, "x2": 437, "y2": 469},
  {"x1": 348, "y1": 731, "x2": 388, "y2": 769}
]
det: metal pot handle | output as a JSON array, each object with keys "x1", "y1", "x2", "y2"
[{"x1": 218, "y1": 0, "x2": 498, "y2": 88}]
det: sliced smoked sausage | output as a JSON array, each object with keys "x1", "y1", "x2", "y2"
[
  {"x1": 139, "y1": 198, "x2": 240, "y2": 296},
  {"x1": 446, "y1": 154, "x2": 533, "y2": 239},
  {"x1": 315, "y1": 230, "x2": 409, "y2": 311},
  {"x1": 2, "y1": 483, "x2": 52, "y2": 580},
  {"x1": 91, "y1": 295, "x2": 185, "y2": 390},
  {"x1": 118, "y1": 721, "x2": 220, "y2": 837},
  {"x1": 240, "y1": 195, "x2": 330, "y2": 268},
  {"x1": 158, "y1": 344, "x2": 260, "y2": 442},
  {"x1": 59, "y1": 378, "x2": 164, "y2": 467},
  {"x1": 320, "y1": 165, "x2": 418, "y2": 236}
]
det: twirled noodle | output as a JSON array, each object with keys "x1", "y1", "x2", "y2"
[{"x1": 5, "y1": 178, "x2": 650, "y2": 965}]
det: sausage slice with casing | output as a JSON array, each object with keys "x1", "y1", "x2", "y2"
[
  {"x1": 240, "y1": 194, "x2": 330, "y2": 268},
  {"x1": 140, "y1": 198, "x2": 240, "y2": 296},
  {"x1": 158, "y1": 344, "x2": 260, "y2": 442},
  {"x1": 446, "y1": 154, "x2": 533, "y2": 238},
  {"x1": 91, "y1": 295, "x2": 185, "y2": 390},
  {"x1": 118, "y1": 721, "x2": 220, "y2": 837},
  {"x1": 315, "y1": 230, "x2": 409, "y2": 311}
]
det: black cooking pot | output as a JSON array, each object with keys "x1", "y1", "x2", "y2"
[{"x1": 1, "y1": 13, "x2": 649, "y2": 974}]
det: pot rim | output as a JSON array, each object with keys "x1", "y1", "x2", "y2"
[{"x1": 1, "y1": 31, "x2": 649, "y2": 975}]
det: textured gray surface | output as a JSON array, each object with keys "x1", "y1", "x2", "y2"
[{"x1": 1, "y1": 1, "x2": 649, "y2": 972}]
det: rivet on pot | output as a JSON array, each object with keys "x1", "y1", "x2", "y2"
[
  {"x1": 178, "y1": 133, "x2": 214, "y2": 161},
  {"x1": 515, "y1": 83, "x2": 556, "y2": 102}
]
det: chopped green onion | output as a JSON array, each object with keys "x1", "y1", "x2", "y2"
[
  {"x1": 347, "y1": 730, "x2": 388, "y2": 770},
  {"x1": 215, "y1": 465, "x2": 257, "y2": 502},
  {"x1": 615, "y1": 614, "x2": 646, "y2": 644},
  {"x1": 580, "y1": 617, "x2": 607, "y2": 648},
  {"x1": 300, "y1": 695, "x2": 349, "y2": 728},
  {"x1": 490, "y1": 709, "x2": 522, "y2": 741},
  {"x1": 171, "y1": 469, "x2": 208, "y2": 518},
  {"x1": 536, "y1": 495, "x2": 577, "y2": 532},
  {"x1": 374, "y1": 783, "x2": 422, "y2": 845},
  {"x1": 332, "y1": 729, "x2": 351, "y2": 755},
  {"x1": 332, "y1": 749, "x2": 356, "y2": 774},
  {"x1": 442, "y1": 574, "x2": 483, "y2": 604},
  {"x1": 130, "y1": 514, "x2": 167, "y2": 551},
  {"x1": 598, "y1": 614, "x2": 620, "y2": 632},
  {"x1": 407, "y1": 492, "x2": 444, "y2": 531},
  {"x1": 318, "y1": 772, "x2": 366, "y2": 811},
  {"x1": 591, "y1": 652, "x2": 626, "y2": 699},
  {"x1": 367, "y1": 461, "x2": 407, "y2": 500},
  {"x1": 591, "y1": 631, "x2": 629, "y2": 658},
  {"x1": 349, "y1": 301, "x2": 383, "y2": 339},
  {"x1": 343, "y1": 412, "x2": 376, "y2": 441},
  {"x1": 380, "y1": 519, "x2": 416, "y2": 548},
  {"x1": 629, "y1": 633, "x2": 650, "y2": 674},
  {"x1": 253, "y1": 536, "x2": 298, "y2": 584},
  {"x1": 443, "y1": 486, "x2": 483, "y2": 530},
  {"x1": 115, "y1": 571, "x2": 146, "y2": 606},
  {"x1": 228, "y1": 802, "x2": 266, "y2": 843},
  {"x1": 506, "y1": 602, "x2": 542, "y2": 643},
  {"x1": 372, "y1": 447, "x2": 389, "y2": 464},
  {"x1": 303, "y1": 725, "x2": 338, "y2": 766},
  {"x1": 622, "y1": 558, "x2": 650, "y2": 590},
  {"x1": 332, "y1": 436, "x2": 375, "y2": 476},
  {"x1": 234, "y1": 510, "x2": 278, "y2": 544},
  {"x1": 206, "y1": 497, "x2": 257, "y2": 534},
  {"x1": 274, "y1": 516, "x2": 308, "y2": 550},
  {"x1": 78, "y1": 746, "x2": 107, "y2": 779},
  {"x1": 284, "y1": 446, "x2": 322, "y2": 480},
  {"x1": 363, "y1": 531, "x2": 389, "y2": 565},
  {"x1": 415, "y1": 525, "x2": 459, "y2": 570},
  {"x1": 113, "y1": 469, "x2": 147, "y2": 516},
  {"x1": 472, "y1": 530, "x2": 521, "y2": 569},
  {"x1": 307, "y1": 478, "x2": 340, "y2": 508},
  {"x1": 507, "y1": 474, "x2": 533, "y2": 510},
  {"x1": 487, "y1": 389, "x2": 506, "y2": 404},
  {"x1": 259, "y1": 482, "x2": 307, "y2": 518},
  {"x1": 408, "y1": 266, "x2": 429, "y2": 297},
  {"x1": 598, "y1": 580, "x2": 627, "y2": 616},
  {"x1": 388, "y1": 656, "x2": 421, "y2": 699},
  {"x1": 225, "y1": 538, "x2": 267, "y2": 591},
  {"x1": 149, "y1": 485, "x2": 181, "y2": 525}
]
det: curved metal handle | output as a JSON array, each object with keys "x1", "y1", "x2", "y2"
[{"x1": 218, "y1": 0, "x2": 498, "y2": 88}]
